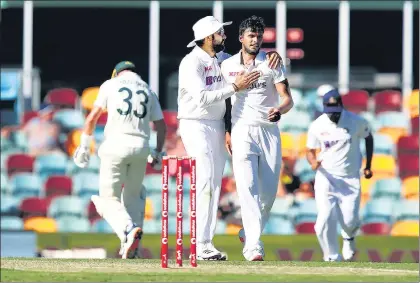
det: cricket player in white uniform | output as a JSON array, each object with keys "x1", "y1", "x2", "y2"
[
  {"x1": 306, "y1": 89, "x2": 374, "y2": 261},
  {"x1": 178, "y1": 16, "x2": 281, "y2": 260},
  {"x1": 221, "y1": 15, "x2": 294, "y2": 261},
  {"x1": 73, "y1": 61, "x2": 167, "y2": 259}
]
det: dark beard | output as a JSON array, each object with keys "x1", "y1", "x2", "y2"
[
  {"x1": 244, "y1": 46, "x2": 260, "y2": 55},
  {"x1": 213, "y1": 42, "x2": 225, "y2": 53},
  {"x1": 327, "y1": 112, "x2": 342, "y2": 124}
]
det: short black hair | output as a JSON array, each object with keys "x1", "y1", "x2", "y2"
[
  {"x1": 239, "y1": 15, "x2": 266, "y2": 36},
  {"x1": 195, "y1": 39, "x2": 205, "y2": 47}
]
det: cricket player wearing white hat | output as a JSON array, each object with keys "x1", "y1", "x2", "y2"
[
  {"x1": 178, "y1": 16, "x2": 281, "y2": 261},
  {"x1": 306, "y1": 89, "x2": 374, "y2": 262}
]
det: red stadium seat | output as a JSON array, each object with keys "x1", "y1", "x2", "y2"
[
  {"x1": 398, "y1": 155, "x2": 419, "y2": 180},
  {"x1": 361, "y1": 222, "x2": 391, "y2": 235},
  {"x1": 44, "y1": 88, "x2": 79, "y2": 109},
  {"x1": 373, "y1": 90, "x2": 402, "y2": 114},
  {"x1": 411, "y1": 116, "x2": 419, "y2": 135},
  {"x1": 44, "y1": 175, "x2": 73, "y2": 198},
  {"x1": 397, "y1": 135, "x2": 419, "y2": 159},
  {"x1": 20, "y1": 197, "x2": 50, "y2": 219},
  {"x1": 97, "y1": 112, "x2": 108, "y2": 126},
  {"x1": 87, "y1": 201, "x2": 101, "y2": 223},
  {"x1": 6, "y1": 154, "x2": 34, "y2": 177},
  {"x1": 341, "y1": 90, "x2": 369, "y2": 113},
  {"x1": 22, "y1": 111, "x2": 39, "y2": 125},
  {"x1": 295, "y1": 222, "x2": 316, "y2": 234}
]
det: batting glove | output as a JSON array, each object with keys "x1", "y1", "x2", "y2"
[
  {"x1": 147, "y1": 149, "x2": 165, "y2": 170},
  {"x1": 73, "y1": 133, "x2": 92, "y2": 168}
]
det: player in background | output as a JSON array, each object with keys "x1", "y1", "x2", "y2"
[
  {"x1": 178, "y1": 15, "x2": 282, "y2": 261},
  {"x1": 306, "y1": 89, "x2": 374, "y2": 261},
  {"x1": 221, "y1": 15, "x2": 294, "y2": 261},
  {"x1": 73, "y1": 61, "x2": 167, "y2": 259}
]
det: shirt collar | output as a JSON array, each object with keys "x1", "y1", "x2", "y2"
[
  {"x1": 194, "y1": 46, "x2": 217, "y2": 60},
  {"x1": 238, "y1": 50, "x2": 265, "y2": 65}
]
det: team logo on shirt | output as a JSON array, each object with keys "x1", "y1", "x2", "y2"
[
  {"x1": 229, "y1": 72, "x2": 240, "y2": 76},
  {"x1": 205, "y1": 66, "x2": 213, "y2": 72},
  {"x1": 324, "y1": 137, "x2": 352, "y2": 149},
  {"x1": 206, "y1": 75, "x2": 222, "y2": 86}
]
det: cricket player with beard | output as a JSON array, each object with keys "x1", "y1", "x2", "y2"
[
  {"x1": 306, "y1": 89, "x2": 374, "y2": 262},
  {"x1": 73, "y1": 61, "x2": 167, "y2": 259},
  {"x1": 178, "y1": 15, "x2": 282, "y2": 261},
  {"x1": 221, "y1": 15, "x2": 294, "y2": 261}
]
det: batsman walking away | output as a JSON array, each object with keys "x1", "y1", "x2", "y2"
[{"x1": 73, "y1": 61, "x2": 167, "y2": 259}]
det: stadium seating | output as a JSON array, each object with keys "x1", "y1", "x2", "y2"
[
  {"x1": 294, "y1": 199, "x2": 317, "y2": 224},
  {"x1": 6, "y1": 153, "x2": 34, "y2": 176},
  {"x1": 376, "y1": 111, "x2": 409, "y2": 143},
  {"x1": 67, "y1": 154, "x2": 99, "y2": 175},
  {"x1": 398, "y1": 155, "x2": 419, "y2": 179},
  {"x1": 362, "y1": 197, "x2": 395, "y2": 223},
  {"x1": 1, "y1": 173, "x2": 8, "y2": 194},
  {"x1": 361, "y1": 222, "x2": 391, "y2": 235},
  {"x1": 370, "y1": 178, "x2": 402, "y2": 200},
  {"x1": 390, "y1": 220, "x2": 419, "y2": 236},
  {"x1": 410, "y1": 116, "x2": 419, "y2": 134},
  {"x1": 341, "y1": 90, "x2": 369, "y2": 113},
  {"x1": 91, "y1": 218, "x2": 113, "y2": 233},
  {"x1": 23, "y1": 216, "x2": 57, "y2": 233},
  {"x1": 278, "y1": 110, "x2": 311, "y2": 135},
  {"x1": 1, "y1": 216, "x2": 24, "y2": 230},
  {"x1": 81, "y1": 87, "x2": 100, "y2": 112},
  {"x1": 9, "y1": 173, "x2": 42, "y2": 198},
  {"x1": 20, "y1": 197, "x2": 49, "y2": 219},
  {"x1": 87, "y1": 201, "x2": 101, "y2": 223},
  {"x1": 56, "y1": 216, "x2": 90, "y2": 232},
  {"x1": 1, "y1": 195, "x2": 20, "y2": 216},
  {"x1": 406, "y1": 89, "x2": 419, "y2": 118},
  {"x1": 265, "y1": 217, "x2": 295, "y2": 235},
  {"x1": 48, "y1": 196, "x2": 86, "y2": 219},
  {"x1": 394, "y1": 200, "x2": 419, "y2": 221},
  {"x1": 373, "y1": 90, "x2": 402, "y2": 114},
  {"x1": 364, "y1": 155, "x2": 396, "y2": 179},
  {"x1": 44, "y1": 175, "x2": 73, "y2": 198},
  {"x1": 52, "y1": 109, "x2": 85, "y2": 134},
  {"x1": 34, "y1": 153, "x2": 68, "y2": 180},
  {"x1": 397, "y1": 135, "x2": 418, "y2": 159},
  {"x1": 72, "y1": 172, "x2": 99, "y2": 200},
  {"x1": 142, "y1": 219, "x2": 160, "y2": 234},
  {"x1": 402, "y1": 177, "x2": 419, "y2": 200},
  {"x1": 44, "y1": 88, "x2": 79, "y2": 109},
  {"x1": 22, "y1": 111, "x2": 39, "y2": 125},
  {"x1": 360, "y1": 133, "x2": 395, "y2": 157},
  {"x1": 280, "y1": 133, "x2": 296, "y2": 159}
]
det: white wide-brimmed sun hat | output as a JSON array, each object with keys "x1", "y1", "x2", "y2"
[{"x1": 187, "y1": 16, "x2": 232, "y2": 48}]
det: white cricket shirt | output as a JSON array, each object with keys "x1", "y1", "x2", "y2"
[
  {"x1": 94, "y1": 72, "x2": 164, "y2": 147},
  {"x1": 177, "y1": 47, "x2": 236, "y2": 120},
  {"x1": 221, "y1": 50, "x2": 287, "y2": 126},
  {"x1": 306, "y1": 110, "x2": 371, "y2": 177}
]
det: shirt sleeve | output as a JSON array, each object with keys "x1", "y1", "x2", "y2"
[
  {"x1": 358, "y1": 116, "x2": 371, "y2": 139},
  {"x1": 272, "y1": 63, "x2": 287, "y2": 84},
  {"x1": 306, "y1": 125, "x2": 321, "y2": 149},
  {"x1": 149, "y1": 90, "x2": 164, "y2": 122},
  {"x1": 178, "y1": 57, "x2": 235, "y2": 108},
  {"x1": 93, "y1": 81, "x2": 110, "y2": 109}
]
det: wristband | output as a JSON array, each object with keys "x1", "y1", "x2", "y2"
[
  {"x1": 232, "y1": 83, "x2": 239, "y2": 92},
  {"x1": 80, "y1": 133, "x2": 92, "y2": 148}
]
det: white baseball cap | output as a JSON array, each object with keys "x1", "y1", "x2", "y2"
[{"x1": 187, "y1": 16, "x2": 232, "y2": 48}]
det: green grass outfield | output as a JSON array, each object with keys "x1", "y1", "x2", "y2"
[
  {"x1": 1, "y1": 258, "x2": 418, "y2": 282},
  {"x1": 38, "y1": 233, "x2": 419, "y2": 262}
]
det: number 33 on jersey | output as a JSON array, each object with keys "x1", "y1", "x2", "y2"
[{"x1": 94, "y1": 72, "x2": 164, "y2": 147}]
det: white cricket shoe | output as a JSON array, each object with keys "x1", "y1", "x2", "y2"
[
  {"x1": 197, "y1": 241, "x2": 227, "y2": 261},
  {"x1": 342, "y1": 237, "x2": 356, "y2": 261},
  {"x1": 120, "y1": 227, "x2": 143, "y2": 259},
  {"x1": 243, "y1": 246, "x2": 265, "y2": 261},
  {"x1": 324, "y1": 254, "x2": 342, "y2": 262}
]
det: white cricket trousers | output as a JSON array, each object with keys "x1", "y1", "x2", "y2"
[
  {"x1": 92, "y1": 140, "x2": 149, "y2": 242},
  {"x1": 231, "y1": 122, "x2": 282, "y2": 252},
  {"x1": 179, "y1": 119, "x2": 226, "y2": 244},
  {"x1": 314, "y1": 168, "x2": 361, "y2": 261}
]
